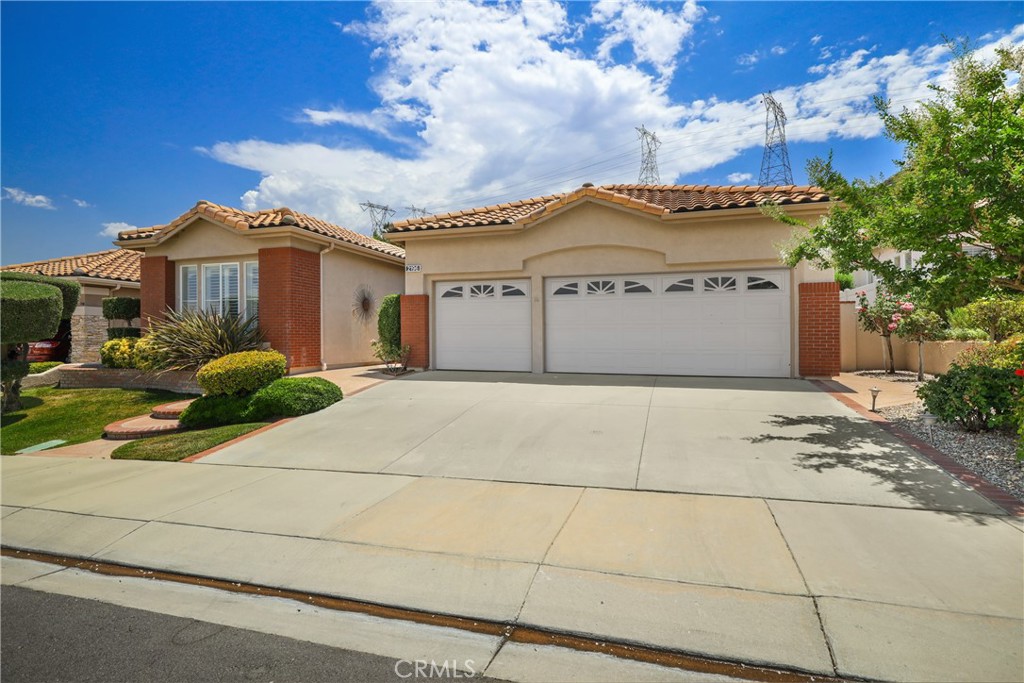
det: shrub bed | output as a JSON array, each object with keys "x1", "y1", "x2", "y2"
[
  {"x1": 28, "y1": 361, "x2": 62, "y2": 375},
  {"x1": 196, "y1": 350, "x2": 287, "y2": 396},
  {"x1": 179, "y1": 377, "x2": 342, "y2": 428},
  {"x1": 99, "y1": 337, "x2": 138, "y2": 369}
]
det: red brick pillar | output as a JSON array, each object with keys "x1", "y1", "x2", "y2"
[
  {"x1": 258, "y1": 247, "x2": 321, "y2": 371},
  {"x1": 798, "y1": 281, "x2": 840, "y2": 377},
  {"x1": 140, "y1": 255, "x2": 175, "y2": 329},
  {"x1": 400, "y1": 294, "x2": 429, "y2": 369}
]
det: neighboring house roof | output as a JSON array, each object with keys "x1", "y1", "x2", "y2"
[
  {"x1": 1, "y1": 248, "x2": 141, "y2": 283},
  {"x1": 117, "y1": 200, "x2": 405, "y2": 259},
  {"x1": 390, "y1": 184, "x2": 830, "y2": 233}
]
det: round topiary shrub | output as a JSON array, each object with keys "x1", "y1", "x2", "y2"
[
  {"x1": 100, "y1": 338, "x2": 138, "y2": 368},
  {"x1": 196, "y1": 350, "x2": 287, "y2": 396},
  {"x1": 246, "y1": 377, "x2": 343, "y2": 419},
  {"x1": 0, "y1": 271, "x2": 81, "y2": 321},
  {"x1": 0, "y1": 280, "x2": 63, "y2": 344}
]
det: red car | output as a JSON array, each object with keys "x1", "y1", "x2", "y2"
[{"x1": 27, "y1": 320, "x2": 72, "y2": 363}]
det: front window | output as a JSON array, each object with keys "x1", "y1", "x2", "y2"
[
  {"x1": 180, "y1": 265, "x2": 198, "y2": 311},
  {"x1": 244, "y1": 262, "x2": 259, "y2": 320},
  {"x1": 202, "y1": 263, "x2": 240, "y2": 316}
]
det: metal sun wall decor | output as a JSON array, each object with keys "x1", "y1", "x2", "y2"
[{"x1": 352, "y1": 285, "x2": 375, "y2": 324}]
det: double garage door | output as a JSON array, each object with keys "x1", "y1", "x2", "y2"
[{"x1": 434, "y1": 270, "x2": 791, "y2": 377}]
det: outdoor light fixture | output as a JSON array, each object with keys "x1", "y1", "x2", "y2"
[
  {"x1": 922, "y1": 413, "x2": 938, "y2": 441},
  {"x1": 869, "y1": 386, "x2": 881, "y2": 412}
]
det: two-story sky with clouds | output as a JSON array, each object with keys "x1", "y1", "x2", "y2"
[{"x1": 1, "y1": 1, "x2": 1021, "y2": 265}]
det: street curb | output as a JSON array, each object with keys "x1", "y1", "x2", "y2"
[
  {"x1": 1, "y1": 547, "x2": 843, "y2": 683},
  {"x1": 810, "y1": 379, "x2": 1023, "y2": 517},
  {"x1": 182, "y1": 419, "x2": 294, "y2": 463}
]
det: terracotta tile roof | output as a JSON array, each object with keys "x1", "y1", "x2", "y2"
[
  {"x1": 118, "y1": 200, "x2": 405, "y2": 259},
  {"x1": 1, "y1": 248, "x2": 141, "y2": 282},
  {"x1": 390, "y1": 184, "x2": 830, "y2": 233}
]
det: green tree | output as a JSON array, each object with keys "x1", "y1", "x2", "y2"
[{"x1": 767, "y1": 43, "x2": 1024, "y2": 305}]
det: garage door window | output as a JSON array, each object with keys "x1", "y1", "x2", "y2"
[
  {"x1": 586, "y1": 280, "x2": 616, "y2": 295},
  {"x1": 623, "y1": 279, "x2": 653, "y2": 294},
  {"x1": 441, "y1": 286, "x2": 464, "y2": 298},
  {"x1": 553, "y1": 282, "x2": 580, "y2": 296},
  {"x1": 746, "y1": 275, "x2": 781, "y2": 291},
  {"x1": 502, "y1": 284, "x2": 527, "y2": 297},
  {"x1": 664, "y1": 277, "x2": 695, "y2": 293},
  {"x1": 469, "y1": 284, "x2": 495, "y2": 298},
  {"x1": 703, "y1": 276, "x2": 736, "y2": 292}
]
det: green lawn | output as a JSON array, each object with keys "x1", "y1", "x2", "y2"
[
  {"x1": 1, "y1": 387, "x2": 190, "y2": 454},
  {"x1": 111, "y1": 423, "x2": 268, "y2": 462}
]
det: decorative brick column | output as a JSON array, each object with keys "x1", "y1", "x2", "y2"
[
  {"x1": 400, "y1": 294, "x2": 429, "y2": 369},
  {"x1": 798, "y1": 281, "x2": 841, "y2": 377},
  {"x1": 140, "y1": 256, "x2": 175, "y2": 329},
  {"x1": 258, "y1": 247, "x2": 321, "y2": 371}
]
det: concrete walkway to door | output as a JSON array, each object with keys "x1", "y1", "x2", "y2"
[{"x1": 3, "y1": 372, "x2": 1021, "y2": 682}]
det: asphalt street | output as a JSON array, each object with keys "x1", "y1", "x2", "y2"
[{"x1": 1, "y1": 586, "x2": 496, "y2": 683}]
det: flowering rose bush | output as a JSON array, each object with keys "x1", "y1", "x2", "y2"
[{"x1": 856, "y1": 288, "x2": 916, "y2": 374}]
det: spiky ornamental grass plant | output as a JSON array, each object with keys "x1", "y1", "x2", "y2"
[{"x1": 144, "y1": 308, "x2": 265, "y2": 372}]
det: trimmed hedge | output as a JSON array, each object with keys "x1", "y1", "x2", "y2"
[
  {"x1": 196, "y1": 350, "x2": 286, "y2": 396},
  {"x1": 917, "y1": 365, "x2": 1018, "y2": 432},
  {"x1": 100, "y1": 337, "x2": 139, "y2": 368},
  {"x1": 179, "y1": 377, "x2": 343, "y2": 428},
  {"x1": 0, "y1": 280, "x2": 62, "y2": 344},
  {"x1": 29, "y1": 361, "x2": 62, "y2": 375},
  {"x1": 377, "y1": 294, "x2": 401, "y2": 350},
  {"x1": 178, "y1": 393, "x2": 255, "y2": 429},
  {"x1": 102, "y1": 296, "x2": 141, "y2": 324},
  {"x1": 107, "y1": 327, "x2": 142, "y2": 340},
  {"x1": 247, "y1": 377, "x2": 343, "y2": 419},
  {"x1": 0, "y1": 271, "x2": 80, "y2": 320}
]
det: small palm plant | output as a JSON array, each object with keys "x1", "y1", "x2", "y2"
[{"x1": 144, "y1": 308, "x2": 265, "y2": 372}]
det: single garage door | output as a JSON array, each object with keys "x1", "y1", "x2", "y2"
[
  {"x1": 435, "y1": 279, "x2": 532, "y2": 371},
  {"x1": 545, "y1": 270, "x2": 791, "y2": 377}
]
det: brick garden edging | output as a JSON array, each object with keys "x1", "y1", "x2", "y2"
[
  {"x1": 58, "y1": 364, "x2": 202, "y2": 395},
  {"x1": 811, "y1": 379, "x2": 1024, "y2": 517}
]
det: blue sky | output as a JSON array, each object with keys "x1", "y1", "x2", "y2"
[{"x1": 2, "y1": 1, "x2": 1021, "y2": 265}]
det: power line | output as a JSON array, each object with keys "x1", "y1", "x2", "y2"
[{"x1": 359, "y1": 201, "x2": 395, "y2": 241}]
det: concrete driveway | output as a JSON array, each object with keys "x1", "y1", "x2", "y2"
[{"x1": 207, "y1": 371, "x2": 1001, "y2": 513}]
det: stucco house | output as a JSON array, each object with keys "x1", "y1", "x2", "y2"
[
  {"x1": 388, "y1": 183, "x2": 840, "y2": 378},
  {"x1": 114, "y1": 200, "x2": 405, "y2": 372},
  {"x1": 1, "y1": 248, "x2": 142, "y2": 363}
]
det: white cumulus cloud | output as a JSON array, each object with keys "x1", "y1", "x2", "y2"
[
  {"x1": 3, "y1": 187, "x2": 55, "y2": 209},
  {"x1": 727, "y1": 172, "x2": 754, "y2": 183},
  {"x1": 99, "y1": 222, "x2": 138, "y2": 238},
  {"x1": 72, "y1": 198, "x2": 91, "y2": 208},
  {"x1": 203, "y1": 3, "x2": 1024, "y2": 234}
]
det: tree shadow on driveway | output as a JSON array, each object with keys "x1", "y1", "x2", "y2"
[{"x1": 748, "y1": 414, "x2": 1004, "y2": 521}]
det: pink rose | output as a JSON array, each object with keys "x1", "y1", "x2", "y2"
[
  {"x1": 901, "y1": 302, "x2": 915, "y2": 312},
  {"x1": 891, "y1": 313, "x2": 902, "y2": 321},
  {"x1": 887, "y1": 322, "x2": 898, "y2": 331}
]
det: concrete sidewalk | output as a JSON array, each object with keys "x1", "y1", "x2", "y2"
[{"x1": 2, "y1": 455, "x2": 1021, "y2": 681}]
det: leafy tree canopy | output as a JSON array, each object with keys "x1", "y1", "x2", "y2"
[{"x1": 767, "y1": 42, "x2": 1024, "y2": 309}]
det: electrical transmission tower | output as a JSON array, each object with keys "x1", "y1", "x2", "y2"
[
  {"x1": 404, "y1": 205, "x2": 429, "y2": 218},
  {"x1": 759, "y1": 92, "x2": 793, "y2": 186},
  {"x1": 360, "y1": 201, "x2": 396, "y2": 241},
  {"x1": 636, "y1": 125, "x2": 662, "y2": 184}
]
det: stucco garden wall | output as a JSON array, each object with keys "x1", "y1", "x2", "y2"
[{"x1": 839, "y1": 301, "x2": 983, "y2": 375}]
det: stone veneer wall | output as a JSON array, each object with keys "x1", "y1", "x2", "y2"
[
  {"x1": 69, "y1": 312, "x2": 109, "y2": 363},
  {"x1": 59, "y1": 365, "x2": 201, "y2": 395}
]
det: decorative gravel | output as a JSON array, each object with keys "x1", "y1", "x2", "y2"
[
  {"x1": 880, "y1": 401, "x2": 1023, "y2": 502},
  {"x1": 854, "y1": 369, "x2": 936, "y2": 384}
]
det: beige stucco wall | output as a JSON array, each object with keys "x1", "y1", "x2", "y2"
[
  {"x1": 145, "y1": 217, "x2": 318, "y2": 262},
  {"x1": 321, "y1": 247, "x2": 405, "y2": 367},
  {"x1": 400, "y1": 200, "x2": 833, "y2": 375}
]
